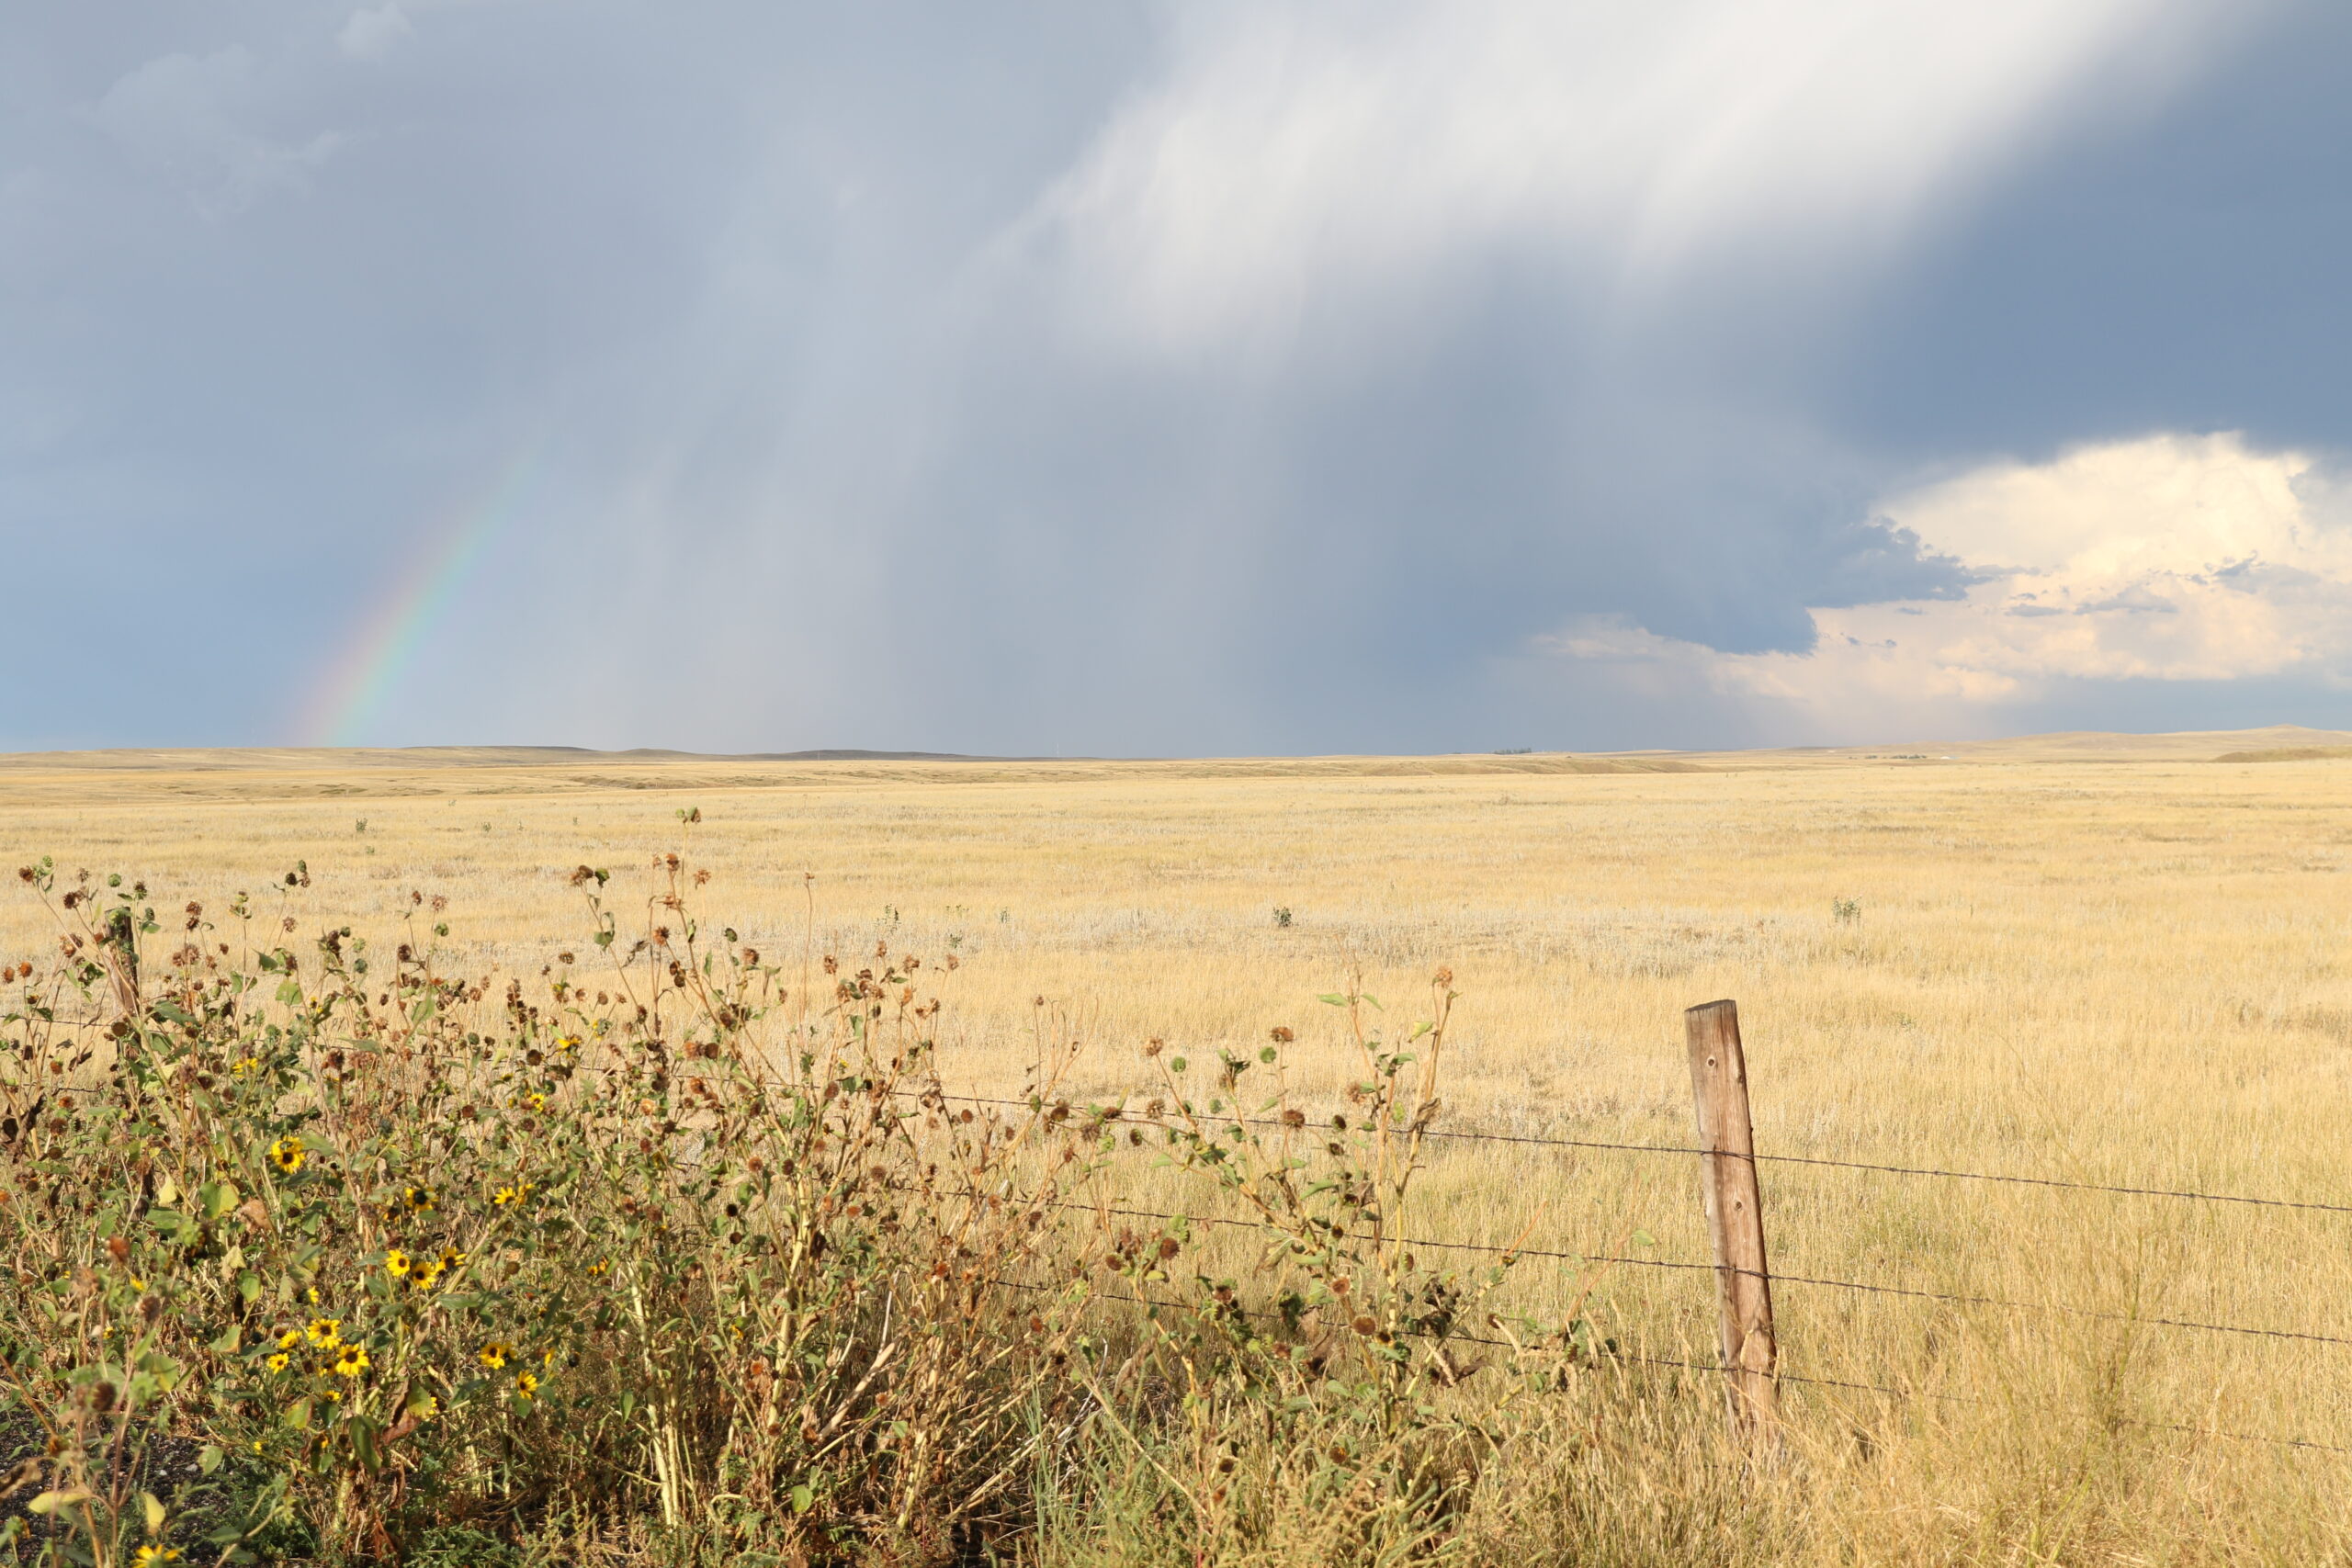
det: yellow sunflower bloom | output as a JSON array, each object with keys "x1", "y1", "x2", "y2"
[
  {"x1": 479, "y1": 1342, "x2": 511, "y2": 1369},
  {"x1": 305, "y1": 1317, "x2": 342, "y2": 1348},
  {"x1": 513, "y1": 1371, "x2": 539, "y2": 1402},
  {"x1": 384, "y1": 1249, "x2": 411, "y2": 1278},
  {"x1": 267, "y1": 1136, "x2": 305, "y2": 1173}
]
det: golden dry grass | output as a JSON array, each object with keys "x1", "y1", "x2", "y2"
[{"x1": 6, "y1": 730, "x2": 2352, "y2": 1562}]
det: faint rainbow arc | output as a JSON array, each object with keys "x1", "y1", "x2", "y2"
[{"x1": 299, "y1": 452, "x2": 538, "y2": 748}]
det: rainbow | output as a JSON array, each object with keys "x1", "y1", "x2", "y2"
[{"x1": 296, "y1": 449, "x2": 539, "y2": 748}]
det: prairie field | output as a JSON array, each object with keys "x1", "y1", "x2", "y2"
[{"x1": 5, "y1": 729, "x2": 2352, "y2": 1564}]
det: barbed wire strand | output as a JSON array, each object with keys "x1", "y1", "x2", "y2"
[
  {"x1": 1052, "y1": 1196, "x2": 2352, "y2": 1349},
  {"x1": 920, "y1": 1091, "x2": 2352, "y2": 1216},
  {"x1": 24, "y1": 1052, "x2": 2351, "y2": 1214},
  {"x1": 987, "y1": 1277, "x2": 2352, "y2": 1457}
]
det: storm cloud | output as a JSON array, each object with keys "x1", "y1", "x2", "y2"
[{"x1": 5, "y1": 1, "x2": 2348, "y2": 752}]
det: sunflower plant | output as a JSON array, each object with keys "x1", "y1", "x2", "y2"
[{"x1": 0, "y1": 856, "x2": 1113, "y2": 1564}]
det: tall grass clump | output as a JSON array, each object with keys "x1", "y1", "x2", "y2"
[{"x1": 0, "y1": 856, "x2": 1579, "y2": 1566}]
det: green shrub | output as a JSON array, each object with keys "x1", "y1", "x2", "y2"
[{"x1": 0, "y1": 857, "x2": 1566, "y2": 1566}]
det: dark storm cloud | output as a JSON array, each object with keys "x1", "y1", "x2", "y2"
[
  {"x1": 1838, "y1": 0, "x2": 2352, "y2": 459},
  {"x1": 0, "y1": 1, "x2": 2338, "y2": 753}
]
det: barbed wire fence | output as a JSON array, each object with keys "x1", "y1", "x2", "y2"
[
  {"x1": 888, "y1": 996, "x2": 2352, "y2": 1460},
  {"x1": 14, "y1": 991, "x2": 2349, "y2": 1458}
]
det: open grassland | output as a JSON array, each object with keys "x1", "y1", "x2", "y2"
[{"x1": 5, "y1": 729, "x2": 2352, "y2": 1564}]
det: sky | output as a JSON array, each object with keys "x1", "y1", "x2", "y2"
[{"x1": 6, "y1": 0, "x2": 2352, "y2": 756}]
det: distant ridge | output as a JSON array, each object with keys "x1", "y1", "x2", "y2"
[
  {"x1": 508, "y1": 747, "x2": 1029, "y2": 763},
  {"x1": 2210, "y1": 745, "x2": 2352, "y2": 763},
  {"x1": 0, "y1": 745, "x2": 1703, "y2": 806},
  {"x1": 0, "y1": 745, "x2": 1032, "y2": 771},
  {"x1": 3, "y1": 726, "x2": 2350, "y2": 788},
  {"x1": 1782, "y1": 724, "x2": 2352, "y2": 765},
  {"x1": 738, "y1": 750, "x2": 1031, "y2": 762}
]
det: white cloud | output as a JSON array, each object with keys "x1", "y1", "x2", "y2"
[
  {"x1": 93, "y1": 48, "x2": 340, "y2": 218},
  {"x1": 339, "y1": 6, "x2": 414, "y2": 61},
  {"x1": 1022, "y1": 0, "x2": 2243, "y2": 354},
  {"x1": 1532, "y1": 433, "x2": 2352, "y2": 730}
]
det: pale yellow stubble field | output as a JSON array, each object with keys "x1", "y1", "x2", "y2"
[{"x1": 6, "y1": 738, "x2": 2352, "y2": 1552}]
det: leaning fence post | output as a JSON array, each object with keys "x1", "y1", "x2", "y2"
[{"x1": 1685, "y1": 998, "x2": 1780, "y2": 1439}]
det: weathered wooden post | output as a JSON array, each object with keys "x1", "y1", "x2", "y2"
[
  {"x1": 1685, "y1": 998, "x2": 1780, "y2": 1439},
  {"x1": 104, "y1": 905, "x2": 141, "y2": 1018}
]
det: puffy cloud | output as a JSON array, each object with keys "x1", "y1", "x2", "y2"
[{"x1": 1532, "y1": 433, "x2": 2352, "y2": 733}]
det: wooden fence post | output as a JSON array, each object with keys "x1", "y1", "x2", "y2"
[
  {"x1": 1685, "y1": 998, "x2": 1780, "y2": 1438},
  {"x1": 103, "y1": 906, "x2": 140, "y2": 1019}
]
